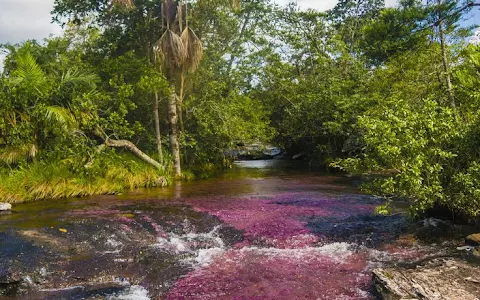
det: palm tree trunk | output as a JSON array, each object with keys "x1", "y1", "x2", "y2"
[
  {"x1": 154, "y1": 91, "x2": 164, "y2": 164},
  {"x1": 178, "y1": 71, "x2": 189, "y2": 165},
  {"x1": 178, "y1": 71, "x2": 185, "y2": 132},
  {"x1": 168, "y1": 84, "x2": 182, "y2": 177}
]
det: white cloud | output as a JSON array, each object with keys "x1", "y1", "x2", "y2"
[
  {"x1": 0, "y1": 0, "x2": 62, "y2": 44},
  {"x1": 0, "y1": 0, "x2": 62, "y2": 70},
  {"x1": 281, "y1": 0, "x2": 339, "y2": 11}
]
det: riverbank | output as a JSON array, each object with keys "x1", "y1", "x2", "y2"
[{"x1": 0, "y1": 152, "x2": 171, "y2": 204}]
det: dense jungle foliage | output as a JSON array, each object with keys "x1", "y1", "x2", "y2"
[{"x1": 1, "y1": 0, "x2": 480, "y2": 219}]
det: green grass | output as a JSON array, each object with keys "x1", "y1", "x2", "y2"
[{"x1": 0, "y1": 151, "x2": 172, "y2": 203}]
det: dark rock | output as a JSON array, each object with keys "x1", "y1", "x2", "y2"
[
  {"x1": 0, "y1": 268, "x2": 21, "y2": 284},
  {"x1": 465, "y1": 233, "x2": 480, "y2": 246}
]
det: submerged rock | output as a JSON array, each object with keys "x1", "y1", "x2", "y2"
[
  {"x1": 0, "y1": 203, "x2": 12, "y2": 211},
  {"x1": 373, "y1": 258, "x2": 480, "y2": 300},
  {"x1": 465, "y1": 233, "x2": 480, "y2": 246}
]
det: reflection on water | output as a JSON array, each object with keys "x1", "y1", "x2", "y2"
[
  {"x1": 234, "y1": 159, "x2": 284, "y2": 169},
  {"x1": 231, "y1": 159, "x2": 319, "y2": 177},
  {"x1": 0, "y1": 159, "x2": 432, "y2": 300}
]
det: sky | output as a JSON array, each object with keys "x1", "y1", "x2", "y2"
[
  {"x1": 0, "y1": 0, "x2": 479, "y2": 65},
  {"x1": 0, "y1": 0, "x2": 399, "y2": 45}
]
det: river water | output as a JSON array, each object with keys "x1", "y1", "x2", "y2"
[{"x1": 0, "y1": 160, "x2": 451, "y2": 299}]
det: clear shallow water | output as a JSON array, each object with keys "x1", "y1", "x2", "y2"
[{"x1": 0, "y1": 160, "x2": 436, "y2": 299}]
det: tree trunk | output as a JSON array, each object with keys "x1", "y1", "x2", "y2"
[
  {"x1": 178, "y1": 72, "x2": 185, "y2": 133},
  {"x1": 178, "y1": 71, "x2": 188, "y2": 164},
  {"x1": 104, "y1": 138, "x2": 162, "y2": 169},
  {"x1": 168, "y1": 84, "x2": 182, "y2": 177},
  {"x1": 226, "y1": 10, "x2": 252, "y2": 76},
  {"x1": 437, "y1": 1, "x2": 455, "y2": 108},
  {"x1": 154, "y1": 91, "x2": 164, "y2": 164}
]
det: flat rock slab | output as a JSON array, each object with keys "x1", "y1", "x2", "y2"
[
  {"x1": 373, "y1": 258, "x2": 480, "y2": 300},
  {"x1": 0, "y1": 203, "x2": 12, "y2": 211},
  {"x1": 466, "y1": 233, "x2": 480, "y2": 246}
]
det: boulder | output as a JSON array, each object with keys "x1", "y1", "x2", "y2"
[
  {"x1": 465, "y1": 233, "x2": 480, "y2": 246},
  {"x1": 0, "y1": 203, "x2": 12, "y2": 211}
]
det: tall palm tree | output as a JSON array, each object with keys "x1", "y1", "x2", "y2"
[
  {"x1": 110, "y1": 0, "x2": 238, "y2": 177},
  {"x1": 153, "y1": 0, "x2": 205, "y2": 177}
]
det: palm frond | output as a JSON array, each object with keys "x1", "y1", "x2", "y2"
[
  {"x1": 60, "y1": 68, "x2": 98, "y2": 89},
  {"x1": 181, "y1": 27, "x2": 204, "y2": 73},
  {"x1": 4, "y1": 111, "x2": 17, "y2": 126},
  {"x1": 0, "y1": 144, "x2": 37, "y2": 164},
  {"x1": 9, "y1": 52, "x2": 49, "y2": 96},
  {"x1": 155, "y1": 29, "x2": 186, "y2": 70},
  {"x1": 43, "y1": 106, "x2": 78, "y2": 131}
]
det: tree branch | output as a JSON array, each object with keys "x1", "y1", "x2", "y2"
[
  {"x1": 433, "y1": 2, "x2": 480, "y2": 27},
  {"x1": 104, "y1": 138, "x2": 163, "y2": 169}
]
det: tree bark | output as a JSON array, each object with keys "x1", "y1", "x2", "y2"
[
  {"x1": 168, "y1": 84, "x2": 182, "y2": 177},
  {"x1": 154, "y1": 91, "x2": 164, "y2": 164},
  {"x1": 178, "y1": 72, "x2": 185, "y2": 132},
  {"x1": 178, "y1": 71, "x2": 188, "y2": 164},
  {"x1": 438, "y1": 22, "x2": 455, "y2": 108},
  {"x1": 104, "y1": 138, "x2": 162, "y2": 169},
  {"x1": 436, "y1": 0, "x2": 455, "y2": 108}
]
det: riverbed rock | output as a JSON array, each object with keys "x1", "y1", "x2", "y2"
[
  {"x1": 465, "y1": 233, "x2": 480, "y2": 246},
  {"x1": 0, "y1": 267, "x2": 21, "y2": 284},
  {"x1": 373, "y1": 258, "x2": 480, "y2": 300},
  {"x1": 473, "y1": 247, "x2": 480, "y2": 258},
  {"x1": 0, "y1": 203, "x2": 12, "y2": 211}
]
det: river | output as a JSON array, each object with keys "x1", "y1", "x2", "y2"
[{"x1": 0, "y1": 160, "x2": 459, "y2": 299}]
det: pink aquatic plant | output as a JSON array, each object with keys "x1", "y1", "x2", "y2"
[
  {"x1": 187, "y1": 192, "x2": 377, "y2": 248},
  {"x1": 142, "y1": 215, "x2": 169, "y2": 238},
  {"x1": 163, "y1": 189, "x2": 383, "y2": 299},
  {"x1": 167, "y1": 245, "x2": 372, "y2": 299}
]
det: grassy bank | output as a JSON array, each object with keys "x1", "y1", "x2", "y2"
[{"x1": 0, "y1": 151, "x2": 172, "y2": 204}]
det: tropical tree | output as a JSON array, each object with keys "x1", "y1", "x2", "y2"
[
  {"x1": 0, "y1": 44, "x2": 96, "y2": 165},
  {"x1": 53, "y1": 0, "x2": 242, "y2": 177}
]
